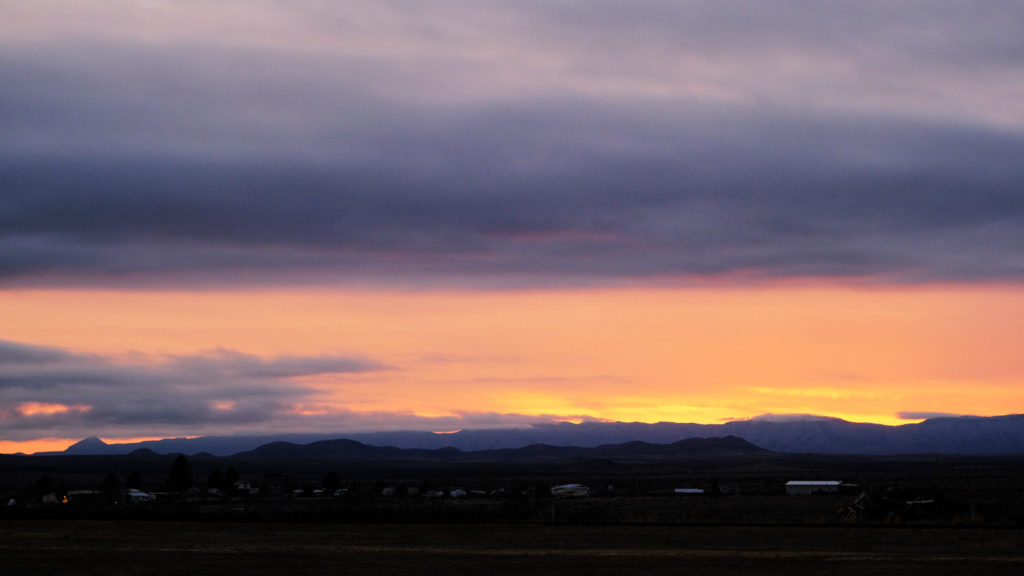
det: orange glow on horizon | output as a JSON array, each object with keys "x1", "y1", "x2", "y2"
[
  {"x1": 0, "y1": 436, "x2": 175, "y2": 455},
  {"x1": 0, "y1": 438, "x2": 80, "y2": 455},
  {"x1": 2, "y1": 282, "x2": 1023, "y2": 444}
]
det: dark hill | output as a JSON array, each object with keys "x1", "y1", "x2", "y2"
[
  {"x1": 234, "y1": 439, "x2": 453, "y2": 461},
  {"x1": 63, "y1": 436, "x2": 114, "y2": 455},
  {"x1": 49, "y1": 413, "x2": 1024, "y2": 456},
  {"x1": 233, "y1": 435, "x2": 770, "y2": 462}
]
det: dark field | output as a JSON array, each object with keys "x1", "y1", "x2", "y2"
[
  {"x1": 3, "y1": 520, "x2": 1024, "y2": 575},
  {"x1": 5, "y1": 452, "x2": 1024, "y2": 574}
]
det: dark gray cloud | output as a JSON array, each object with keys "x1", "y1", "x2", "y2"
[
  {"x1": 3, "y1": 1, "x2": 1024, "y2": 287},
  {"x1": 164, "y1": 349, "x2": 386, "y2": 379},
  {"x1": 0, "y1": 339, "x2": 386, "y2": 441},
  {"x1": 0, "y1": 338, "x2": 593, "y2": 443},
  {"x1": 0, "y1": 340, "x2": 76, "y2": 365}
]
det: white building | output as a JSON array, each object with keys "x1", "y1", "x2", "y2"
[
  {"x1": 126, "y1": 489, "x2": 155, "y2": 503},
  {"x1": 551, "y1": 483, "x2": 590, "y2": 497},
  {"x1": 785, "y1": 480, "x2": 841, "y2": 495}
]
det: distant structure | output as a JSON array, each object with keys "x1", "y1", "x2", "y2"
[
  {"x1": 551, "y1": 483, "x2": 590, "y2": 497},
  {"x1": 126, "y1": 489, "x2": 155, "y2": 503},
  {"x1": 785, "y1": 480, "x2": 841, "y2": 495}
]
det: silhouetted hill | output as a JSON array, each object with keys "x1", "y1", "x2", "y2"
[
  {"x1": 51, "y1": 414, "x2": 1024, "y2": 456},
  {"x1": 720, "y1": 417, "x2": 893, "y2": 454},
  {"x1": 604, "y1": 436, "x2": 770, "y2": 457},
  {"x1": 234, "y1": 439, "x2": 448, "y2": 461},
  {"x1": 231, "y1": 435, "x2": 769, "y2": 462},
  {"x1": 62, "y1": 436, "x2": 115, "y2": 455},
  {"x1": 717, "y1": 414, "x2": 1024, "y2": 455}
]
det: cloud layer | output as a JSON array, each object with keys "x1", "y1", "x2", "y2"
[
  {"x1": 0, "y1": 339, "x2": 389, "y2": 441},
  {"x1": 0, "y1": 338, "x2": 598, "y2": 442},
  {"x1": 3, "y1": 1, "x2": 1024, "y2": 287}
]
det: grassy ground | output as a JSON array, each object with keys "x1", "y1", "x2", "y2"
[{"x1": 4, "y1": 520, "x2": 1024, "y2": 575}]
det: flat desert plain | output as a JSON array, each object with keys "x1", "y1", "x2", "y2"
[{"x1": 3, "y1": 520, "x2": 1024, "y2": 575}]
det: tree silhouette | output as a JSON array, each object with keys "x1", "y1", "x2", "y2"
[
  {"x1": 99, "y1": 473, "x2": 122, "y2": 504},
  {"x1": 207, "y1": 468, "x2": 225, "y2": 492},
  {"x1": 322, "y1": 471, "x2": 342, "y2": 495},
  {"x1": 167, "y1": 454, "x2": 192, "y2": 492},
  {"x1": 125, "y1": 469, "x2": 142, "y2": 490},
  {"x1": 225, "y1": 466, "x2": 240, "y2": 495},
  {"x1": 35, "y1": 474, "x2": 54, "y2": 495}
]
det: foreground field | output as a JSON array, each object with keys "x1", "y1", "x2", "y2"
[{"x1": 3, "y1": 520, "x2": 1024, "y2": 575}]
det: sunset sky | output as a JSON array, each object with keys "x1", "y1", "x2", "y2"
[{"x1": 3, "y1": 1, "x2": 1024, "y2": 454}]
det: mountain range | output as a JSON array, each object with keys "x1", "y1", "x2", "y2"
[
  {"x1": 55, "y1": 413, "x2": 1024, "y2": 457},
  {"x1": 227, "y1": 435, "x2": 768, "y2": 462}
]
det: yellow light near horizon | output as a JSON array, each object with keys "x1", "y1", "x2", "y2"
[{"x1": 1, "y1": 283, "x2": 1023, "y2": 439}]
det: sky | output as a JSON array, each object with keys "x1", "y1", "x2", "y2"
[{"x1": 3, "y1": 1, "x2": 1024, "y2": 453}]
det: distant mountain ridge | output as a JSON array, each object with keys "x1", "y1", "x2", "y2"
[
  {"x1": 55, "y1": 413, "x2": 1024, "y2": 457},
  {"x1": 229, "y1": 435, "x2": 768, "y2": 462}
]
